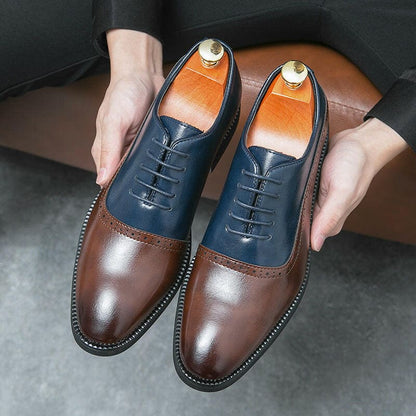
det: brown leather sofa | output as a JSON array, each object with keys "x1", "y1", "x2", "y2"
[{"x1": 1, "y1": 43, "x2": 415, "y2": 244}]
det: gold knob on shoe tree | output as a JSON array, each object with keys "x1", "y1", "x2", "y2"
[
  {"x1": 281, "y1": 60, "x2": 308, "y2": 89},
  {"x1": 198, "y1": 39, "x2": 224, "y2": 68}
]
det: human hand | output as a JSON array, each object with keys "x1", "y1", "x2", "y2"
[
  {"x1": 311, "y1": 117, "x2": 408, "y2": 251},
  {"x1": 92, "y1": 30, "x2": 164, "y2": 186}
]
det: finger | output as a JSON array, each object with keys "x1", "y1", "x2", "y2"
[
  {"x1": 312, "y1": 185, "x2": 326, "y2": 222},
  {"x1": 91, "y1": 135, "x2": 101, "y2": 173},
  {"x1": 311, "y1": 184, "x2": 352, "y2": 251},
  {"x1": 91, "y1": 109, "x2": 104, "y2": 174},
  {"x1": 153, "y1": 75, "x2": 165, "y2": 92},
  {"x1": 96, "y1": 118, "x2": 127, "y2": 186}
]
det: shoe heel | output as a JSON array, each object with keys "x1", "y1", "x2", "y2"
[{"x1": 211, "y1": 106, "x2": 240, "y2": 172}]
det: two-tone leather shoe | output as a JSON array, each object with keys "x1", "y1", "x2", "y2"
[
  {"x1": 71, "y1": 39, "x2": 241, "y2": 355},
  {"x1": 174, "y1": 61, "x2": 328, "y2": 390}
]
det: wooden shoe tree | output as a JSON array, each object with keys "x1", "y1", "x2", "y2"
[
  {"x1": 247, "y1": 69, "x2": 315, "y2": 159},
  {"x1": 159, "y1": 46, "x2": 229, "y2": 132}
]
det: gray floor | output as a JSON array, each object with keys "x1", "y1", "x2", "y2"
[{"x1": 1, "y1": 146, "x2": 415, "y2": 416}]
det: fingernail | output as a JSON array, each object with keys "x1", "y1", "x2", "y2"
[
  {"x1": 96, "y1": 167, "x2": 107, "y2": 185},
  {"x1": 315, "y1": 234, "x2": 326, "y2": 252}
]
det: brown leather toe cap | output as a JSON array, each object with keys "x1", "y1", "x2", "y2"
[
  {"x1": 75, "y1": 194, "x2": 187, "y2": 345},
  {"x1": 180, "y1": 245, "x2": 307, "y2": 380}
]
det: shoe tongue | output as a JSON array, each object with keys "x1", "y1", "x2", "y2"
[
  {"x1": 249, "y1": 146, "x2": 295, "y2": 174},
  {"x1": 160, "y1": 116, "x2": 202, "y2": 143}
]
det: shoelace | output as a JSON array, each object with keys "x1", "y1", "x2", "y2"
[
  {"x1": 129, "y1": 137, "x2": 189, "y2": 210},
  {"x1": 226, "y1": 169, "x2": 282, "y2": 240}
]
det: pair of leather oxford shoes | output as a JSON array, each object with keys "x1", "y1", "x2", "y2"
[{"x1": 71, "y1": 39, "x2": 328, "y2": 392}]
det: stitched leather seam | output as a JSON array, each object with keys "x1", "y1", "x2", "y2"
[
  {"x1": 329, "y1": 101, "x2": 367, "y2": 114},
  {"x1": 96, "y1": 202, "x2": 185, "y2": 251},
  {"x1": 198, "y1": 232, "x2": 304, "y2": 278},
  {"x1": 197, "y1": 245, "x2": 297, "y2": 278},
  {"x1": 98, "y1": 216, "x2": 185, "y2": 253},
  {"x1": 197, "y1": 252, "x2": 285, "y2": 279}
]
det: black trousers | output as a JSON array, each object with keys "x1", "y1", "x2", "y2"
[{"x1": 1, "y1": 0, "x2": 415, "y2": 101}]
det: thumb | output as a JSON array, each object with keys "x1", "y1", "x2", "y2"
[
  {"x1": 96, "y1": 120, "x2": 127, "y2": 187},
  {"x1": 311, "y1": 183, "x2": 350, "y2": 252}
]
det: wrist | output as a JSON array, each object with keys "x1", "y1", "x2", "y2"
[
  {"x1": 107, "y1": 29, "x2": 163, "y2": 80},
  {"x1": 354, "y1": 118, "x2": 408, "y2": 175}
]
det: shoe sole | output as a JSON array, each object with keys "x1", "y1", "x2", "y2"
[{"x1": 173, "y1": 129, "x2": 329, "y2": 391}]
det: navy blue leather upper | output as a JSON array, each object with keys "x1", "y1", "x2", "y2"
[
  {"x1": 106, "y1": 40, "x2": 241, "y2": 241},
  {"x1": 202, "y1": 65, "x2": 327, "y2": 267}
]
